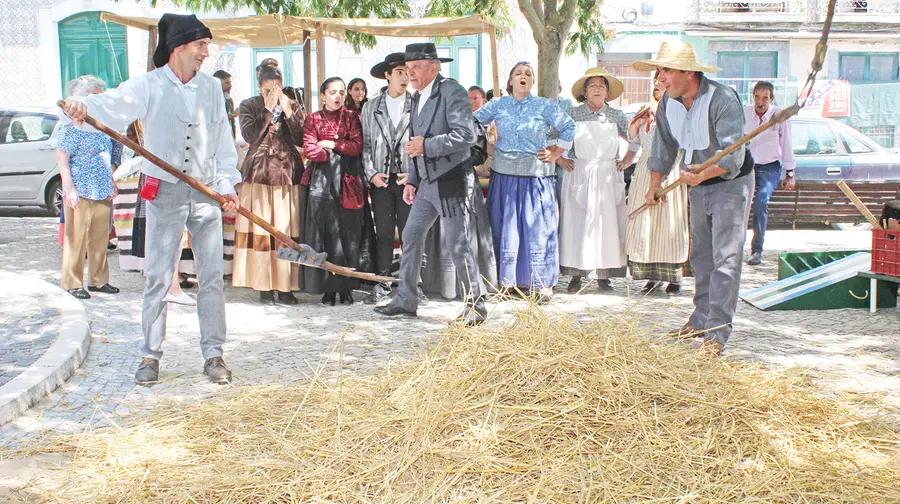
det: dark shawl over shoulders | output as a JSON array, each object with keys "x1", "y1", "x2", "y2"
[{"x1": 239, "y1": 96, "x2": 304, "y2": 186}]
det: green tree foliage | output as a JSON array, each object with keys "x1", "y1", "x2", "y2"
[{"x1": 151, "y1": 0, "x2": 606, "y2": 96}]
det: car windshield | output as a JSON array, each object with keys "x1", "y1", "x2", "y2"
[
  {"x1": 840, "y1": 128, "x2": 876, "y2": 154},
  {"x1": 791, "y1": 122, "x2": 839, "y2": 156}
]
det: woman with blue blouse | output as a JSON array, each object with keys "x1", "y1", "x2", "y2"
[
  {"x1": 474, "y1": 62, "x2": 576, "y2": 302},
  {"x1": 58, "y1": 75, "x2": 123, "y2": 299}
]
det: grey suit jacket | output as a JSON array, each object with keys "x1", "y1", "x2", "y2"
[
  {"x1": 408, "y1": 74, "x2": 477, "y2": 187},
  {"x1": 361, "y1": 90, "x2": 413, "y2": 183}
]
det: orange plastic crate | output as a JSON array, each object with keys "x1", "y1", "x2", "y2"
[{"x1": 871, "y1": 229, "x2": 900, "y2": 277}]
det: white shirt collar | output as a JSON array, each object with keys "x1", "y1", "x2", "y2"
[
  {"x1": 665, "y1": 85, "x2": 716, "y2": 165},
  {"x1": 163, "y1": 64, "x2": 199, "y2": 89},
  {"x1": 416, "y1": 77, "x2": 437, "y2": 113},
  {"x1": 384, "y1": 91, "x2": 407, "y2": 127}
]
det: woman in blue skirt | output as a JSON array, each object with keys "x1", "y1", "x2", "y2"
[{"x1": 474, "y1": 62, "x2": 575, "y2": 302}]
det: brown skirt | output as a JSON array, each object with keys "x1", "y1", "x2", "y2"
[{"x1": 231, "y1": 182, "x2": 302, "y2": 292}]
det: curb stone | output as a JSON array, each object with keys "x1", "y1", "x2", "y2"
[{"x1": 0, "y1": 273, "x2": 91, "y2": 425}]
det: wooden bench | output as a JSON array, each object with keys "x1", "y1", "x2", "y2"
[{"x1": 767, "y1": 181, "x2": 900, "y2": 227}]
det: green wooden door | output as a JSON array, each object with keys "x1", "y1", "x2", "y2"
[{"x1": 58, "y1": 12, "x2": 128, "y2": 97}]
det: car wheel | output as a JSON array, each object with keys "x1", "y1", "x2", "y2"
[
  {"x1": 831, "y1": 222, "x2": 873, "y2": 231},
  {"x1": 45, "y1": 178, "x2": 63, "y2": 216}
]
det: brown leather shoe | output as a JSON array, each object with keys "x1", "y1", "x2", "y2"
[
  {"x1": 667, "y1": 323, "x2": 703, "y2": 339},
  {"x1": 691, "y1": 338, "x2": 725, "y2": 356},
  {"x1": 135, "y1": 358, "x2": 160, "y2": 385},
  {"x1": 203, "y1": 357, "x2": 232, "y2": 384}
]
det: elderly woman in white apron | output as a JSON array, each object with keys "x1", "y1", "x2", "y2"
[{"x1": 559, "y1": 68, "x2": 639, "y2": 293}]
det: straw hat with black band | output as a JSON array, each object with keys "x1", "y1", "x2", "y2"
[
  {"x1": 152, "y1": 13, "x2": 212, "y2": 69},
  {"x1": 632, "y1": 41, "x2": 722, "y2": 73},
  {"x1": 571, "y1": 67, "x2": 625, "y2": 103}
]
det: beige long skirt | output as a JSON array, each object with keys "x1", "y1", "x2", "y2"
[{"x1": 231, "y1": 182, "x2": 302, "y2": 292}]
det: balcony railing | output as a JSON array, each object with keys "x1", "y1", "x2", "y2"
[
  {"x1": 820, "y1": 0, "x2": 900, "y2": 14},
  {"x1": 698, "y1": 0, "x2": 807, "y2": 14}
]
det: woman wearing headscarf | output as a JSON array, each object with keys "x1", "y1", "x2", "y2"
[
  {"x1": 345, "y1": 77, "x2": 369, "y2": 115},
  {"x1": 559, "y1": 67, "x2": 639, "y2": 293},
  {"x1": 232, "y1": 66, "x2": 305, "y2": 305},
  {"x1": 301, "y1": 77, "x2": 370, "y2": 305},
  {"x1": 473, "y1": 62, "x2": 576, "y2": 303},
  {"x1": 625, "y1": 72, "x2": 691, "y2": 296},
  {"x1": 57, "y1": 75, "x2": 122, "y2": 299}
]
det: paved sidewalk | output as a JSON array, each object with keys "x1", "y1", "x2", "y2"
[
  {"x1": 0, "y1": 214, "x2": 897, "y2": 448},
  {"x1": 0, "y1": 300, "x2": 59, "y2": 389}
]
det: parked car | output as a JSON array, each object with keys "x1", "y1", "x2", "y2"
[
  {"x1": 791, "y1": 117, "x2": 898, "y2": 182},
  {"x1": 0, "y1": 107, "x2": 62, "y2": 215},
  {"x1": 776, "y1": 117, "x2": 900, "y2": 229}
]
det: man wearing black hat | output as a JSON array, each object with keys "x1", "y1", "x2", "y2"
[
  {"x1": 60, "y1": 14, "x2": 240, "y2": 386},
  {"x1": 361, "y1": 53, "x2": 414, "y2": 305},
  {"x1": 374, "y1": 43, "x2": 491, "y2": 326}
]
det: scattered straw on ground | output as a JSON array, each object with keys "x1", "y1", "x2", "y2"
[{"x1": 7, "y1": 308, "x2": 900, "y2": 503}]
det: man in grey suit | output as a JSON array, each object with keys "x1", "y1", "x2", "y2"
[{"x1": 374, "y1": 43, "x2": 488, "y2": 326}]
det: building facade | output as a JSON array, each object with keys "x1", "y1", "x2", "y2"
[{"x1": 600, "y1": 0, "x2": 900, "y2": 146}]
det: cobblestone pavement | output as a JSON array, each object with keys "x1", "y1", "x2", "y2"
[
  {"x1": 0, "y1": 293, "x2": 60, "y2": 388},
  {"x1": 0, "y1": 212, "x2": 897, "y2": 449}
]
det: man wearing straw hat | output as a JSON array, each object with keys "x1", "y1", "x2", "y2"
[
  {"x1": 634, "y1": 41, "x2": 756, "y2": 355},
  {"x1": 60, "y1": 13, "x2": 240, "y2": 385}
]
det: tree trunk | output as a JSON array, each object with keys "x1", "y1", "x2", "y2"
[
  {"x1": 537, "y1": 36, "x2": 563, "y2": 99},
  {"x1": 517, "y1": 0, "x2": 578, "y2": 100}
]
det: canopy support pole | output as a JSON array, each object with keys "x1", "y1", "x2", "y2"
[
  {"x1": 315, "y1": 23, "x2": 325, "y2": 100},
  {"x1": 489, "y1": 29, "x2": 500, "y2": 96},
  {"x1": 303, "y1": 30, "x2": 312, "y2": 112},
  {"x1": 147, "y1": 27, "x2": 158, "y2": 72}
]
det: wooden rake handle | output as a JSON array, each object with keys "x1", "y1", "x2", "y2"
[
  {"x1": 837, "y1": 181, "x2": 883, "y2": 229},
  {"x1": 628, "y1": 104, "x2": 800, "y2": 220},
  {"x1": 57, "y1": 100, "x2": 394, "y2": 284}
]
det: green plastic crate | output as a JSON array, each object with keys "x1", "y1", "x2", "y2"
[{"x1": 773, "y1": 250, "x2": 897, "y2": 310}]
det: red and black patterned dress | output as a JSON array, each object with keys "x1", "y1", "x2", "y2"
[{"x1": 300, "y1": 106, "x2": 375, "y2": 296}]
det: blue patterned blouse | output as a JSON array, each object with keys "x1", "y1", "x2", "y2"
[
  {"x1": 57, "y1": 125, "x2": 122, "y2": 200},
  {"x1": 474, "y1": 94, "x2": 575, "y2": 154}
]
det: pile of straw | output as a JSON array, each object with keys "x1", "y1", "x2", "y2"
[{"x1": 14, "y1": 309, "x2": 900, "y2": 502}]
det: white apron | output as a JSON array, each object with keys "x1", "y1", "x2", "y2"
[{"x1": 559, "y1": 122, "x2": 627, "y2": 270}]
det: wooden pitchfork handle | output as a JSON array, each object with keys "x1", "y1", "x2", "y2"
[
  {"x1": 58, "y1": 100, "x2": 395, "y2": 284},
  {"x1": 628, "y1": 104, "x2": 800, "y2": 220}
]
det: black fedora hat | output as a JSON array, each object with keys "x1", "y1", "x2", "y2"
[
  {"x1": 370, "y1": 52, "x2": 407, "y2": 79},
  {"x1": 152, "y1": 13, "x2": 212, "y2": 69},
  {"x1": 403, "y1": 43, "x2": 453, "y2": 63}
]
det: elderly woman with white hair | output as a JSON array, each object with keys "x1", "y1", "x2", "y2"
[{"x1": 57, "y1": 75, "x2": 123, "y2": 299}]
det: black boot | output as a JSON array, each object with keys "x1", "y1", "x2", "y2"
[
  {"x1": 260, "y1": 291, "x2": 276, "y2": 305},
  {"x1": 276, "y1": 291, "x2": 298, "y2": 305},
  {"x1": 597, "y1": 279, "x2": 613, "y2": 292},
  {"x1": 567, "y1": 276, "x2": 583, "y2": 294},
  {"x1": 640, "y1": 281, "x2": 662, "y2": 295}
]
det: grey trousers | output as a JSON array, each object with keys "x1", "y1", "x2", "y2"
[
  {"x1": 687, "y1": 174, "x2": 755, "y2": 345},
  {"x1": 395, "y1": 173, "x2": 483, "y2": 310},
  {"x1": 142, "y1": 180, "x2": 226, "y2": 360}
]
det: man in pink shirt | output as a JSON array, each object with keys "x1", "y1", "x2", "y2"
[{"x1": 744, "y1": 81, "x2": 796, "y2": 266}]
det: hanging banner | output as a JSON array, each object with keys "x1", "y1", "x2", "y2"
[{"x1": 799, "y1": 79, "x2": 852, "y2": 118}]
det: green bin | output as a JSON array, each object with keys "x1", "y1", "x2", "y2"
[{"x1": 773, "y1": 250, "x2": 897, "y2": 310}]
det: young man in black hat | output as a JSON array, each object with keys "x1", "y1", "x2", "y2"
[
  {"x1": 361, "y1": 53, "x2": 415, "y2": 305},
  {"x1": 374, "y1": 43, "x2": 494, "y2": 326},
  {"x1": 60, "y1": 13, "x2": 240, "y2": 385}
]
